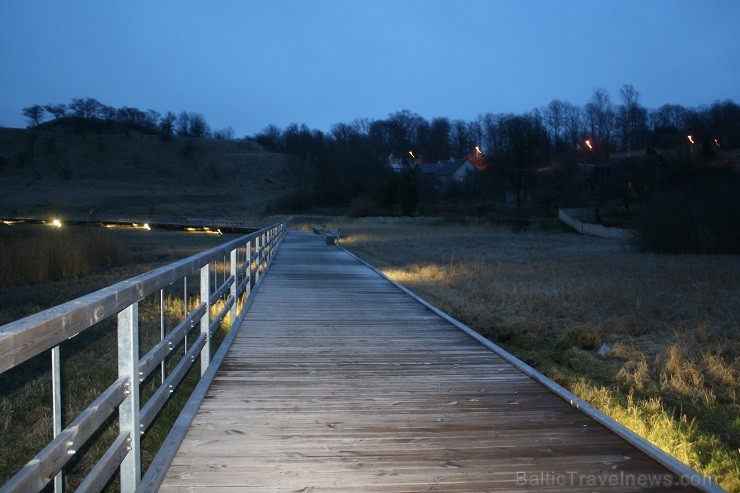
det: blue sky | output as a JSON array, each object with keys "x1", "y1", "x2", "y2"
[{"x1": 1, "y1": 1, "x2": 738, "y2": 136}]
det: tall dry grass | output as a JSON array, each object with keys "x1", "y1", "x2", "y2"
[
  {"x1": 339, "y1": 217, "x2": 740, "y2": 491},
  {"x1": 0, "y1": 225, "x2": 128, "y2": 286}
]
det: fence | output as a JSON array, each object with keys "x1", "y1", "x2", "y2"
[
  {"x1": 0, "y1": 222, "x2": 287, "y2": 493},
  {"x1": 558, "y1": 208, "x2": 632, "y2": 239}
]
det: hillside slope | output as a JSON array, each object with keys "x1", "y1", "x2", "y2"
[{"x1": 0, "y1": 119, "x2": 298, "y2": 218}]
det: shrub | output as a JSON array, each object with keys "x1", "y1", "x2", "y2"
[
  {"x1": 635, "y1": 170, "x2": 740, "y2": 254},
  {"x1": 557, "y1": 325, "x2": 601, "y2": 350}
]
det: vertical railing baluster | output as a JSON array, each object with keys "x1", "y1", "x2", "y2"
[
  {"x1": 52, "y1": 345, "x2": 63, "y2": 493},
  {"x1": 200, "y1": 263, "x2": 211, "y2": 375},
  {"x1": 230, "y1": 247, "x2": 237, "y2": 325},
  {"x1": 184, "y1": 276, "x2": 188, "y2": 352},
  {"x1": 254, "y1": 236, "x2": 261, "y2": 284},
  {"x1": 118, "y1": 303, "x2": 141, "y2": 493},
  {"x1": 246, "y1": 239, "x2": 252, "y2": 296},
  {"x1": 160, "y1": 289, "x2": 166, "y2": 384}
]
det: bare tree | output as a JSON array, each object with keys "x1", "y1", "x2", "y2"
[
  {"x1": 450, "y1": 119, "x2": 475, "y2": 158},
  {"x1": 158, "y1": 111, "x2": 177, "y2": 138},
  {"x1": 69, "y1": 97, "x2": 104, "y2": 119},
  {"x1": 494, "y1": 113, "x2": 549, "y2": 209},
  {"x1": 562, "y1": 101, "x2": 582, "y2": 150},
  {"x1": 188, "y1": 113, "x2": 211, "y2": 138},
  {"x1": 21, "y1": 105, "x2": 45, "y2": 127},
  {"x1": 253, "y1": 124, "x2": 283, "y2": 151},
  {"x1": 175, "y1": 112, "x2": 191, "y2": 136},
  {"x1": 213, "y1": 126, "x2": 235, "y2": 140},
  {"x1": 44, "y1": 103, "x2": 68, "y2": 119},
  {"x1": 583, "y1": 88, "x2": 615, "y2": 155},
  {"x1": 543, "y1": 99, "x2": 565, "y2": 148},
  {"x1": 616, "y1": 84, "x2": 648, "y2": 151}
]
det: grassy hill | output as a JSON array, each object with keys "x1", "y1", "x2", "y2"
[{"x1": 0, "y1": 118, "x2": 299, "y2": 219}]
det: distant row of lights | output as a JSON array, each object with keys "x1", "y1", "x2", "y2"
[{"x1": 1, "y1": 219, "x2": 222, "y2": 235}]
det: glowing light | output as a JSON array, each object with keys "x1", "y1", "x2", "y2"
[
  {"x1": 50, "y1": 219, "x2": 62, "y2": 228},
  {"x1": 143, "y1": 223, "x2": 151, "y2": 231},
  {"x1": 688, "y1": 135, "x2": 695, "y2": 144},
  {"x1": 408, "y1": 151, "x2": 415, "y2": 159},
  {"x1": 714, "y1": 139, "x2": 720, "y2": 147},
  {"x1": 2, "y1": 220, "x2": 21, "y2": 226},
  {"x1": 186, "y1": 226, "x2": 222, "y2": 235},
  {"x1": 585, "y1": 140, "x2": 593, "y2": 150},
  {"x1": 475, "y1": 146, "x2": 482, "y2": 154}
]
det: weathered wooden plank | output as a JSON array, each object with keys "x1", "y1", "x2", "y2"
[{"x1": 158, "y1": 231, "x2": 708, "y2": 492}]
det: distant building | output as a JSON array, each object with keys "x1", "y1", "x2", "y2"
[{"x1": 415, "y1": 157, "x2": 478, "y2": 184}]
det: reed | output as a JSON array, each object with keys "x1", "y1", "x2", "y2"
[{"x1": 0, "y1": 225, "x2": 128, "y2": 286}]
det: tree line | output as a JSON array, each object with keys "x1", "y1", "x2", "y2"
[
  {"x1": 250, "y1": 85, "x2": 738, "y2": 212},
  {"x1": 21, "y1": 88, "x2": 739, "y2": 215},
  {"x1": 21, "y1": 97, "x2": 235, "y2": 139}
]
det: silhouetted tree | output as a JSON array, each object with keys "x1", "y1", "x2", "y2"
[
  {"x1": 253, "y1": 124, "x2": 282, "y2": 152},
  {"x1": 707, "y1": 99, "x2": 740, "y2": 149},
  {"x1": 386, "y1": 110, "x2": 425, "y2": 157},
  {"x1": 21, "y1": 105, "x2": 45, "y2": 127},
  {"x1": 44, "y1": 103, "x2": 68, "y2": 119},
  {"x1": 492, "y1": 113, "x2": 549, "y2": 209},
  {"x1": 159, "y1": 111, "x2": 177, "y2": 138},
  {"x1": 188, "y1": 113, "x2": 211, "y2": 138},
  {"x1": 213, "y1": 126, "x2": 235, "y2": 140},
  {"x1": 450, "y1": 119, "x2": 476, "y2": 158},
  {"x1": 425, "y1": 117, "x2": 452, "y2": 162},
  {"x1": 616, "y1": 84, "x2": 648, "y2": 151},
  {"x1": 583, "y1": 88, "x2": 615, "y2": 156},
  {"x1": 175, "y1": 112, "x2": 191, "y2": 136},
  {"x1": 69, "y1": 97, "x2": 104, "y2": 119}
]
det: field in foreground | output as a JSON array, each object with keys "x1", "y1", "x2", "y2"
[{"x1": 331, "y1": 217, "x2": 740, "y2": 491}]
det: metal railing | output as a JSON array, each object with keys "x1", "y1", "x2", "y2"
[
  {"x1": 0, "y1": 222, "x2": 287, "y2": 493},
  {"x1": 0, "y1": 211, "x2": 257, "y2": 232}
]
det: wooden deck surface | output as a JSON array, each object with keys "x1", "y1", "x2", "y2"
[{"x1": 160, "y1": 231, "x2": 695, "y2": 492}]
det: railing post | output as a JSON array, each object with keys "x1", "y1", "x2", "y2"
[
  {"x1": 118, "y1": 302, "x2": 141, "y2": 493},
  {"x1": 52, "y1": 346, "x2": 63, "y2": 493},
  {"x1": 254, "y1": 236, "x2": 261, "y2": 284},
  {"x1": 229, "y1": 247, "x2": 237, "y2": 325},
  {"x1": 200, "y1": 263, "x2": 211, "y2": 375},
  {"x1": 246, "y1": 239, "x2": 252, "y2": 296},
  {"x1": 160, "y1": 289, "x2": 166, "y2": 384}
]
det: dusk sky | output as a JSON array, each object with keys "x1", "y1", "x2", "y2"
[{"x1": 1, "y1": 1, "x2": 738, "y2": 137}]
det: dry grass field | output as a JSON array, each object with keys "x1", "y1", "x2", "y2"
[{"x1": 331, "y1": 217, "x2": 740, "y2": 491}]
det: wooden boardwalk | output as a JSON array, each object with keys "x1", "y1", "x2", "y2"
[{"x1": 160, "y1": 231, "x2": 695, "y2": 492}]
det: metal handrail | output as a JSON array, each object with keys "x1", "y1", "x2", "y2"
[{"x1": 0, "y1": 222, "x2": 287, "y2": 493}]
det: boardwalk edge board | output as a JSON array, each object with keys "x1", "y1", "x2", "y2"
[{"x1": 338, "y1": 244, "x2": 725, "y2": 493}]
